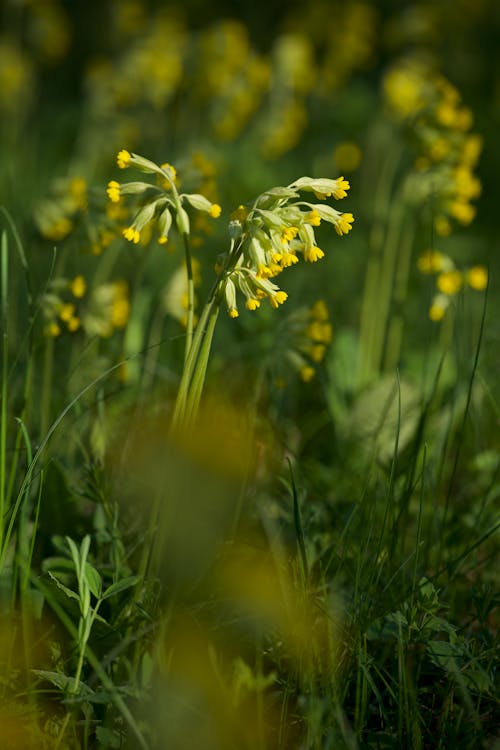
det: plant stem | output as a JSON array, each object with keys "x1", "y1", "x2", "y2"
[{"x1": 182, "y1": 231, "x2": 195, "y2": 363}]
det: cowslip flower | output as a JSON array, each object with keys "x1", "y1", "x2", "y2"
[
  {"x1": 107, "y1": 180, "x2": 121, "y2": 202},
  {"x1": 117, "y1": 149, "x2": 131, "y2": 168},
  {"x1": 123, "y1": 226, "x2": 140, "y2": 244},
  {"x1": 465, "y1": 266, "x2": 488, "y2": 291},
  {"x1": 70, "y1": 275, "x2": 86, "y2": 298},
  {"x1": 437, "y1": 270, "x2": 463, "y2": 296}
]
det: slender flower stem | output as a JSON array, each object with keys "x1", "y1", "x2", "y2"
[
  {"x1": 184, "y1": 305, "x2": 220, "y2": 426},
  {"x1": 182, "y1": 231, "x2": 195, "y2": 363}
]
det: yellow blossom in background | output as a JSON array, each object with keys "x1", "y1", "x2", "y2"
[
  {"x1": 111, "y1": 283, "x2": 130, "y2": 328},
  {"x1": 300, "y1": 365, "x2": 316, "y2": 382},
  {"x1": 383, "y1": 63, "x2": 426, "y2": 117},
  {"x1": 429, "y1": 294, "x2": 450, "y2": 322},
  {"x1": 334, "y1": 141, "x2": 362, "y2": 172},
  {"x1": 466, "y1": 265, "x2": 488, "y2": 290},
  {"x1": 45, "y1": 321, "x2": 61, "y2": 337},
  {"x1": 66, "y1": 316, "x2": 81, "y2": 332},
  {"x1": 437, "y1": 270, "x2": 463, "y2": 296},
  {"x1": 310, "y1": 299, "x2": 329, "y2": 321},
  {"x1": 70, "y1": 275, "x2": 86, "y2": 298},
  {"x1": 417, "y1": 249, "x2": 445, "y2": 274},
  {"x1": 58, "y1": 302, "x2": 75, "y2": 322},
  {"x1": 434, "y1": 216, "x2": 452, "y2": 236},
  {"x1": 449, "y1": 199, "x2": 476, "y2": 225}
]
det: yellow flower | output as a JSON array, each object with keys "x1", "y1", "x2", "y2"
[
  {"x1": 310, "y1": 344, "x2": 326, "y2": 363},
  {"x1": 45, "y1": 321, "x2": 61, "y2": 337},
  {"x1": 437, "y1": 270, "x2": 463, "y2": 296},
  {"x1": 281, "y1": 226, "x2": 299, "y2": 243},
  {"x1": 435, "y1": 216, "x2": 452, "y2": 236},
  {"x1": 245, "y1": 298, "x2": 260, "y2": 310},
  {"x1": 70, "y1": 275, "x2": 86, "y2": 298},
  {"x1": 123, "y1": 226, "x2": 140, "y2": 243},
  {"x1": 334, "y1": 213, "x2": 354, "y2": 236},
  {"x1": 229, "y1": 308, "x2": 239, "y2": 318},
  {"x1": 303, "y1": 246, "x2": 325, "y2": 262},
  {"x1": 231, "y1": 205, "x2": 249, "y2": 222},
  {"x1": 59, "y1": 303, "x2": 75, "y2": 322},
  {"x1": 334, "y1": 142, "x2": 362, "y2": 172},
  {"x1": 429, "y1": 295, "x2": 449, "y2": 321},
  {"x1": 160, "y1": 162, "x2": 177, "y2": 180},
  {"x1": 306, "y1": 209, "x2": 321, "y2": 226},
  {"x1": 209, "y1": 203, "x2": 222, "y2": 218},
  {"x1": 106, "y1": 180, "x2": 121, "y2": 202},
  {"x1": 112, "y1": 297, "x2": 130, "y2": 328},
  {"x1": 270, "y1": 291, "x2": 288, "y2": 308},
  {"x1": 310, "y1": 300, "x2": 329, "y2": 321},
  {"x1": 417, "y1": 250, "x2": 444, "y2": 274},
  {"x1": 300, "y1": 365, "x2": 315, "y2": 382},
  {"x1": 67, "y1": 316, "x2": 81, "y2": 332},
  {"x1": 331, "y1": 177, "x2": 350, "y2": 200},
  {"x1": 117, "y1": 149, "x2": 131, "y2": 168},
  {"x1": 449, "y1": 200, "x2": 476, "y2": 225},
  {"x1": 466, "y1": 266, "x2": 488, "y2": 291}
]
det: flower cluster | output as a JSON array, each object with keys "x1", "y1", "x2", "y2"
[
  {"x1": 107, "y1": 150, "x2": 221, "y2": 247},
  {"x1": 285, "y1": 300, "x2": 334, "y2": 383},
  {"x1": 383, "y1": 57, "x2": 482, "y2": 236},
  {"x1": 219, "y1": 176, "x2": 354, "y2": 318},
  {"x1": 41, "y1": 272, "x2": 131, "y2": 339},
  {"x1": 417, "y1": 249, "x2": 488, "y2": 321},
  {"x1": 33, "y1": 176, "x2": 88, "y2": 241},
  {"x1": 42, "y1": 275, "x2": 87, "y2": 337}
]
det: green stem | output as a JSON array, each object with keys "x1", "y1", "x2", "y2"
[
  {"x1": 182, "y1": 231, "x2": 194, "y2": 363},
  {"x1": 184, "y1": 305, "x2": 219, "y2": 426},
  {"x1": 171, "y1": 297, "x2": 215, "y2": 429},
  {"x1": 358, "y1": 140, "x2": 403, "y2": 386},
  {"x1": 384, "y1": 216, "x2": 415, "y2": 372},
  {"x1": 0, "y1": 231, "x2": 8, "y2": 553}
]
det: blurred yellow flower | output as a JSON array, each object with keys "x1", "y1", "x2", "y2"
[
  {"x1": 437, "y1": 270, "x2": 463, "y2": 296},
  {"x1": 466, "y1": 266, "x2": 488, "y2": 291},
  {"x1": 334, "y1": 141, "x2": 362, "y2": 172},
  {"x1": 70, "y1": 275, "x2": 86, "y2": 298},
  {"x1": 417, "y1": 250, "x2": 444, "y2": 274}
]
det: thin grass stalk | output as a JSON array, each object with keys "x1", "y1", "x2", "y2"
[
  {"x1": 440, "y1": 281, "x2": 488, "y2": 545},
  {"x1": 384, "y1": 218, "x2": 415, "y2": 372},
  {"x1": 0, "y1": 232, "x2": 8, "y2": 556}
]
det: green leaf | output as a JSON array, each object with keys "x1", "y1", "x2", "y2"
[
  {"x1": 101, "y1": 576, "x2": 141, "y2": 601},
  {"x1": 84, "y1": 562, "x2": 102, "y2": 598},
  {"x1": 95, "y1": 727, "x2": 122, "y2": 748},
  {"x1": 33, "y1": 670, "x2": 95, "y2": 698},
  {"x1": 47, "y1": 571, "x2": 79, "y2": 602}
]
